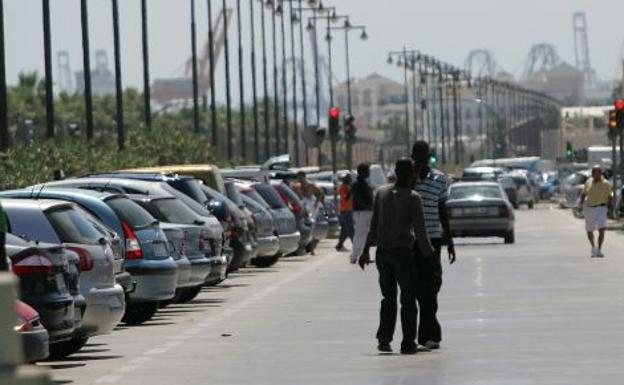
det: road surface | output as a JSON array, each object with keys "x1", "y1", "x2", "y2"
[{"x1": 46, "y1": 205, "x2": 624, "y2": 385}]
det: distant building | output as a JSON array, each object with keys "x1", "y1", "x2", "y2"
[
  {"x1": 522, "y1": 63, "x2": 585, "y2": 106},
  {"x1": 75, "y1": 50, "x2": 115, "y2": 97}
]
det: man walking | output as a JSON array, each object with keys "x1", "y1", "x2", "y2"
[
  {"x1": 336, "y1": 174, "x2": 354, "y2": 252},
  {"x1": 350, "y1": 164, "x2": 374, "y2": 264},
  {"x1": 412, "y1": 141, "x2": 456, "y2": 350},
  {"x1": 359, "y1": 158, "x2": 435, "y2": 354},
  {"x1": 580, "y1": 165, "x2": 613, "y2": 258}
]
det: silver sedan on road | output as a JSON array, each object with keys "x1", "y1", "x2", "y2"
[{"x1": 447, "y1": 181, "x2": 516, "y2": 244}]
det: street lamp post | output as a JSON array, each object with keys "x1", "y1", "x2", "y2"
[
  {"x1": 249, "y1": 0, "x2": 260, "y2": 163},
  {"x1": 223, "y1": 0, "x2": 233, "y2": 158},
  {"x1": 331, "y1": 20, "x2": 367, "y2": 171},
  {"x1": 236, "y1": 0, "x2": 246, "y2": 161},
  {"x1": 260, "y1": 0, "x2": 270, "y2": 159},
  {"x1": 141, "y1": 0, "x2": 151, "y2": 131},
  {"x1": 42, "y1": 0, "x2": 55, "y2": 139},
  {"x1": 111, "y1": 0, "x2": 124, "y2": 150},
  {"x1": 278, "y1": 2, "x2": 289, "y2": 155},
  {"x1": 190, "y1": 0, "x2": 201, "y2": 134},
  {"x1": 269, "y1": 0, "x2": 281, "y2": 155},
  {"x1": 80, "y1": 0, "x2": 94, "y2": 141},
  {"x1": 207, "y1": 0, "x2": 218, "y2": 149},
  {"x1": 0, "y1": 0, "x2": 7, "y2": 151},
  {"x1": 287, "y1": 1, "x2": 300, "y2": 165}
]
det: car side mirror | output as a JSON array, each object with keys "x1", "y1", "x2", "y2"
[{"x1": 208, "y1": 199, "x2": 229, "y2": 222}]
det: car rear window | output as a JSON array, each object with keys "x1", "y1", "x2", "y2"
[
  {"x1": 512, "y1": 177, "x2": 528, "y2": 187},
  {"x1": 225, "y1": 182, "x2": 244, "y2": 207},
  {"x1": 106, "y1": 197, "x2": 156, "y2": 228},
  {"x1": 275, "y1": 184, "x2": 301, "y2": 204},
  {"x1": 450, "y1": 185, "x2": 502, "y2": 200},
  {"x1": 45, "y1": 207, "x2": 102, "y2": 245},
  {"x1": 4, "y1": 206, "x2": 61, "y2": 244},
  {"x1": 242, "y1": 189, "x2": 270, "y2": 209},
  {"x1": 241, "y1": 194, "x2": 266, "y2": 214},
  {"x1": 254, "y1": 184, "x2": 286, "y2": 209},
  {"x1": 160, "y1": 184, "x2": 213, "y2": 217},
  {"x1": 169, "y1": 179, "x2": 209, "y2": 206},
  {"x1": 152, "y1": 198, "x2": 199, "y2": 225}
]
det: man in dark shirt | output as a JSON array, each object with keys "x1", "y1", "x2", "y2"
[
  {"x1": 359, "y1": 159, "x2": 435, "y2": 354},
  {"x1": 350, "y1": 163, "x2": 374, "y2": 264}
]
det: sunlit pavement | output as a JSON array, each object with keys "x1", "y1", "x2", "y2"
[{"x1": 45, "y1": 205, "x2": 624, "y2": 385}]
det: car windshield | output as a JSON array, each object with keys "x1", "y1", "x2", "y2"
[
  {"x1": 45, "y1": 206, "x2": 102, "y2": 245},
  {"x1": 106, "y1": 197, "x2": 156, "y2": 228},
  {"x1": 253, "y1": 184, "x2": 286, "y2": 209},
  {"x1": 450, "y1": 185, "x2": 502, "y2": 200},
  {"x1": 152, "y1": 198, "x2": 199, "y2": 224}
]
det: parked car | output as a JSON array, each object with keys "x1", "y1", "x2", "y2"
[
  {"x1": 15, "y1": 300, "x2": 50, "y2": 363},
  {"x1": 562, "y1": 170, "x2": 590, "y2": 208},
  {"x1": 36, "y1": 178, "x2": 228, "y2": 283},
  {"x1": 199, "y1": 185, "x2": 255, "y2": 271},
  {"x1": 240, "y1": 194, "x2": 280, "y2": 266},
  {"x1": 5, "y1": 231, "x2": 75, "y2": 355},
  {"x1": 3, "y1": 199, "x2": 126, "y2": 353},
  {"x1": 313, "y1": 181, "x2": 341, "y2": 239},
  {"x1": 271, "y1": 181, "x2": 313, "y2": 255},
  {"x1": 122, "y1": 164, "x2": 227, "y2": 194},
  {"x1": 240, "y1": 181, "x2": 301, "y2": 258},
  {"x1": 446, "y1": 181, "x2": 515, "y2": 243},
  {"x1": 129, "y1": 194, "x2": 217, "y2": 298}
]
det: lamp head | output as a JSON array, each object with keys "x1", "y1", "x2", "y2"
[{"x1": 360, "y1": 29, "x2": 368, "y2": 41}]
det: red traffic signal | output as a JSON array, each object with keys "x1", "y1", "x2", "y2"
[
  {"x1": 329, "y1": 107, "x2": 340, "y2": 120},
  {"x1": 615, "y1": 99, "x2": 624, "y2": 111}
]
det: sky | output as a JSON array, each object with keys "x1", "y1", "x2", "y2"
[{"x1": 4, "y1": 0, "x2": 624, "y2": 94}]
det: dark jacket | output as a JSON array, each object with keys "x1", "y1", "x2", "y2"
[{"x1": 352, "y1": 177, "x2": 373, "y2": 211}]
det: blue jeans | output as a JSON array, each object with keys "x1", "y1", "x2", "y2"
[{"x1": 337, "y1": 211, "x2": 354, "y2": 245}]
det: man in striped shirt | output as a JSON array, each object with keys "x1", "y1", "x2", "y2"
[{"x1": 411, "y1": 141, "x2": 456, "y2": 350}]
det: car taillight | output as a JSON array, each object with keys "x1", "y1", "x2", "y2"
[
  {"x1": 11, "y1": 252, "x2": 54, "y2": 276},
  {"x1": 14, "y1": 316, "x2": 31, "y2": 332},
  {"x1": 66, "y1": 247, "x2": 94, "y2": 272},
  {"x1": 499, "y1": 206, "x2": 509, "y2": 217},
  {"x1": 231, "y1": 226, "x2": 242, "y2": 238},
  {"x1": 121, "y1": 221, "x2": 143, "y2": 260}
]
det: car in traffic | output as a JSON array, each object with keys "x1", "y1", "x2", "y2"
[
  {"x1": 446, "y1": 181, "x2": 515, "y2": 244},
  {"x1": 498, "y1": 175, "x2": 519, "y2": 209}
]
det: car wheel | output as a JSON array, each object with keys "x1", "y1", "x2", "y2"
[
  {"x1": 251, "y1": 255, "x2": 279, "y2": 268},
  {"x1": 504, "y1": 231, "x2": 515, "y2": 244},
  {"x1": 122, "y1": 302, "x2": 159, "y2": 325},
  {"x1": 528, "y1": 200, "x2": 535, "y2": 209},
  {"x1": 48, "y1": 336, "x2": 89, "y2": 359},
  {"x1": 512, "y1": 202, "x2": 519, "y2": 210}
]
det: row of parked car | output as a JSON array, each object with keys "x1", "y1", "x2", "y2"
[{"x1": 6, "y1": 162, "x2": 342, "y2": 363}]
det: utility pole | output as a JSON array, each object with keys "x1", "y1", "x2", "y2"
[
  {"x1": 236, "y1": 0, "x2": 246, "y2": 160},
  {"x1": 190, "y1": 0, "x2": 201, "y2": 134},
  {"x1": 0, "y1": 0, "x2": 7, "y2": 152},
  {"x1": 207, "y1": 0, "x2": 218, "y2": 149},
  {"x1": 141, "y1": 0, "x2": 152, "y2": 131},
  {"x1": 249, "y1": 0, "x2": 260, "y2": 163},
  {"x1": 42, "y1": 0, "x2": 55, "y2": 139},
  {"x1": 80, "y1": 0, "x2": 94, "y2": 141},
  {"x1": 111, "y1": 0, "x2": 124, "y2": 150}
]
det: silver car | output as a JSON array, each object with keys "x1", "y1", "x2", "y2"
[
  {"x1": 3, "y1": 199, "x2": 125, "y2": 353},
  {"x1": 447, "y1": 181, "x2": 515, "y2": 244}
]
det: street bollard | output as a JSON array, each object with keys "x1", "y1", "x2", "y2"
[{"x1": 0, "y1": 273, "x2": 52, "y2": 385}]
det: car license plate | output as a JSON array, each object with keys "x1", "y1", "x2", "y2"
[
  {"x1": 153, "y1": 242, "x2": 169, "y2": 257},
  {"x1": 464, "y1": 207, "x2": 487, "y2": 215}
]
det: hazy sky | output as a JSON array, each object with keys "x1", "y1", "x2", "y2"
[{"x1": 4, "y1": 0, "x2": 624, "y2": 92}]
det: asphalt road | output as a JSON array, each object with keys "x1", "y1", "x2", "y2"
[{"x1": 45, "y1": 205, "x2": 624, "y2": 385}]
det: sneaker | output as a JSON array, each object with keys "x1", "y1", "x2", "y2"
[
  {"x1": 424, "y1": 340, "x2": 440, "y2": 350},
  {"x1": 377, "y1": 342, "x2": 392, "y2": 353},
  {"x1": 596, "y1": 249, "x2": 605, "y2": 258},
  {"x1": 590, "y1": 247, "x2": 597, "y2": 258},
  {"x1": 335, "y1": 245, "x2": 350, "y2": 252}
]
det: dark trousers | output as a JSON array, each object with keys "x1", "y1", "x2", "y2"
[
  {"x1": 375, "y1": 247, "x2": 418, "y2": 349},
  {"x1": 416, "y1": 238, "x2": 443, "y2": 344},
  {"x1": 337, "y1": 211, "x2": 354, "y2": 245}
]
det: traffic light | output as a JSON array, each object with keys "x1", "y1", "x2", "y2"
[
  {"x1": 328, "y1": 107, "x2": 341, "y2": 140},
  {"x1": 565, "y1": 141, "x2": 574, "y2": 161},
  {"x1": 344, "y1": 114, "x2": 356, "y2": 144},
  {"x1": 615, "y1": 99, "x2": 624, "y2": 129},
  {"x1": 608, "y1": 109, "x2": 618, "y2": 140}
]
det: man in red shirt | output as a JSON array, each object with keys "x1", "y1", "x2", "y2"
[{"x1": 336, "y1": 174, "x2": 354, "y2": 253}]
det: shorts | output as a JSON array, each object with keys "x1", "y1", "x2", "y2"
[{"x1": 584, "y1": 206, "x2": 608, "y2": 232}]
